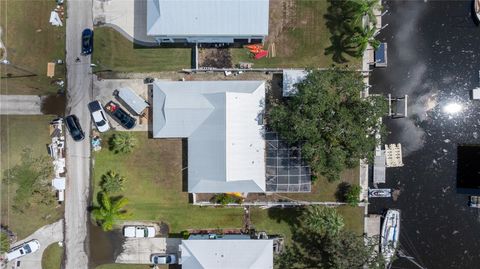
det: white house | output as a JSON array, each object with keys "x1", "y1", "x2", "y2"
[
  {"x1": 180, "y1": 239, "x2": 273, "y2": 269},
  {"x1": 146, "y1": 0, "x2": 269, "y2": 44},
  {"x1": 152, "y1": 80, "x2": 266, "y2": 193}
]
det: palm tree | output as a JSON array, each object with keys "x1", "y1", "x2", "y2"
[
  {"x1": 109, "y1": 133, "x2": 137, "y2": 154},
  {"x1": 100, "y1": 170, "x2": 126, "y2": 193},
  {"x1": 91, "y1": 192, "x2": 130, "y2": 231},
  {"x1": 301, "y1": 206, "x2": 345, "y2": 236},
  {"x1": 352, "y1": 0, "x2": 381, "y2": 27},
  {"x1": 346, "y1": 25, "x2": 381, "y2": 58}
]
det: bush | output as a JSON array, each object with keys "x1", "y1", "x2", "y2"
[
  {"x1": 109, "y1": 133, "x2": 137, "y2": 154},
  {"x1": 0, "y1": 232, "x2": 10, "y2": 252},
  {"x1": 345, "y1": 184, "x2": 362, "y2": 206},
  {"x1": 100, "y1": 170, "x2": 126, "y2": 193},
  {"x1": 301, "y1": 206, "x2": 344, "y2": 236},
  {"x1": 211, "y1": 194, "x2": 238, "y2": 205},
  {"x1": 181, "y1": 230, "x2": 190, "y2": 239}
]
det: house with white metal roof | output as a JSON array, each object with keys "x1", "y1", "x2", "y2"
[
  {"x1": 180, "y1": 239, "x2": 273, "y2": 269},
  {"x1": 146, "y1": 0, "x2": 269, "y2": 43},
  {"x1": 152, "y1": 80, "x2": 266, "y2": 193}
]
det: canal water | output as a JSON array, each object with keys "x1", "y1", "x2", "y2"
[{"x1": 370, "y1": 0, "x2": 480, "y2": 268}]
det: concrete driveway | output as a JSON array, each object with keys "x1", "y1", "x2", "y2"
[
  {"x1": 0, "y1": 95, "x2": 42, "y2": 115},
  {"x1": 93, "y1": 0, "x2": 156, "y2": 45},
  {"x1": 5, "y1": 220, "x2": 63, "y2": 269},
  {"x1": 93, "y1": 78, "x2": 149, "y2": 131},
  {"x1": 115, "y1": 238, "x2": 181, "y2": 264}
]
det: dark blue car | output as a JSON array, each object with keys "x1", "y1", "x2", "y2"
[{"x1": 82, "y1": 29, "x2": 93, "y2": 55}]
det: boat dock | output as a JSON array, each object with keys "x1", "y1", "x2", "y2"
[{"x1": 365, "y1": 214, "x2": 381, "y2": 252}]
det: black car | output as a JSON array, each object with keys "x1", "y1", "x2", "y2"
[
  {"x1": 105, "y1": 101, "x2": 136, "y2": 129},
  {"x1": 65, "y1": 115, "x2": 85, "y2": 142},
  {"x1": 81, "y1": 28, "x2": 93, "y2": 55}
]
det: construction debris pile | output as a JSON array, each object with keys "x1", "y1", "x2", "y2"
[{"x1": 48, "y1": 118, "x2": 66, "y2": 202}]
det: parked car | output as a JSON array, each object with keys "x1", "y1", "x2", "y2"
[
  {"x1": 88, "y1": 100, "x2": 110, "y2": 132},
  {"x1": 6, "y1": 240, "x2": 40, "y2": 261},
  {"x1": 81, "y1": 28, "x2": 93, "y2": 55},
  {"x1": 104, "y1": 101, "x2": 136, "y2": 129},
  {"x1": 123, "y1": 226, "x2": 155, "y2": 238},
  {"x1": 151, "y1": 254, "x2": 177, "y2": 265},
  {"x1": 65, "y1": 115, "x2": 85, "y2": 142}
]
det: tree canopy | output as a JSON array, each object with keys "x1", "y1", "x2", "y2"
[
  {"x1": 100, "y1": 170, "x2": 126, "y2": 193},
  {"x1": 275, "y1": 206, "x2": 385, "y2": 269},
  {"x1": 269, "y1": 69, "x2": 387, "y2": 181},
  {"x1": 324, "y1": 0, "x2": 381, "y2": 63},
  {"x1": 91, "y1": 192, "x2": 130, "y2": 231},
  {"x1": 109, "y1": 133, "x2": 137, "y2": 154}
]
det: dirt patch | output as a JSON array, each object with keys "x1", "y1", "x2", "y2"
[
  {"x1": 266, "y1": 0, "x2": 296, "y2": 57},
  {"x1": 198, "y1": 48, "x2": 233, "y2": 68}
]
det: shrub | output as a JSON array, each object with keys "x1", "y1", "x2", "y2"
[
  {"x1": 109, "y1": 133, "x2": 137, "y2": 154},
  {"x1": 345, "y1": 184, "x2": 362, "y2": 206},
  {"x1": 211, "y1": 194, "x2": 238, "y2": 205},
  {"x1": 100, "y1": 170, "x2": 126, "y2": 193}
]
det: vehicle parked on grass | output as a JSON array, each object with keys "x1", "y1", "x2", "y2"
[
  {"x1": 123, "y1": 226, "x2": 155, "y2": 238},
  {"x1": 88, "y1": 100, "x2": 110, "y2": 133},
  {"x1": 105, "y1": 101, "x2": 136, "y2": 130},
  {"x1": 151, "y1": 254, "x2": 177, "y2": 265},
  {"x1": 6, "y1": 240, "x2": 40, "y2": 261},
  {"x1": 81, "y1": 28, "x2": 93, "y2": 55},
  {"x1": 65, "y1": 114, "x2": 85, "y2": 142}
]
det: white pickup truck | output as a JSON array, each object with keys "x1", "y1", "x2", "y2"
[{"x1": 123, "y1": 226, "x2": 155, "y2": 238}]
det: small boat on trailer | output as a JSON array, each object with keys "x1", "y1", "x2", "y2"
[
  {"x1": 381, "y1": 209, "x2": 400, "y2": 268},
  {"x1": 369, "y1": 188, "x2": 392, "y2": 198}
]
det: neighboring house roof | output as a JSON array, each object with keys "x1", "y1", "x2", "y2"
[
  {"x1": 180, "y1": 239, "x2": 273, "y2": 269},
  {"x1": 146, "y1": 0, "x2": 269, "y2": 37},
  {"x1": 152, "y1": 81, "x2": 266, "y2": 193},
  {"x1": 282, "y1": 69, "x2": 308, "y2": 97}
]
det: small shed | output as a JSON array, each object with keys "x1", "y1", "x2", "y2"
[
  {"x1": 282, "y1": 69, "x2": 308, "y2": 97},
  {"x1": 52, "y1": 177, "x2": 66, "y2": 202},
  {"x1": 115, "y1": 87, "x2": 149, "y2": 115}
]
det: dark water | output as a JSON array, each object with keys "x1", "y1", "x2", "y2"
[
  {"x1": 370, "y1": 1, "x2": 480, "y2": 268},
  {"x1": 41, "y1": 94, "x2": 66, "y2": 116},
  {"x1": 88, "y1": 222, "x2": 125, "y2": 268}
]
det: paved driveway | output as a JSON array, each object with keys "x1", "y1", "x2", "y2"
[
  {"x1": 0, "y1": 95, "x2": 42, "y2": 115},
  {"x1": 115, "y1": 238, "x2": 181, "y2": 264},
  {"x1": 64, "y1": 0, "x2": 93, "y2": 268},
  {"x1": 5, "y1": 220, "x2": 63, "y2": 269}
]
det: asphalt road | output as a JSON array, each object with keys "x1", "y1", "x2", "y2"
[{"x1": 64, "y1": 0, "x2": 93, "y2": 268}]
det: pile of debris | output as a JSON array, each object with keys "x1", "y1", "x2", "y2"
[
  {"x1": 48, "y1": 118, "x2": 66, "y2": 202},
  {"x1": 49, "y1": 1, "x2": 65, "y2": 27}
]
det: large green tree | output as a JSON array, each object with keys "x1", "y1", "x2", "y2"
[
  {"x1": 275, "y1": 206, "x2": 384, "y2": 269},
  {"x1": 269, "y1": 69, "x2": 387, "y2": 181},
  {"x1": 91, "y1": 192, "x2": 130, "y2": 231},
  {"x1": 301, "y1": 206, "x2": 344, "y2": 236},
  {"x1": 3, "y1": 148, "x2": 54, "y2": 211},
  {"x1": 324, "y1": 0, "x2": 381, "y2": 63}
]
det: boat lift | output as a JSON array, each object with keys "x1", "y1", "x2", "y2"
[{"x1": 388, "y1": 93, "x2": 408, "y2": 118}]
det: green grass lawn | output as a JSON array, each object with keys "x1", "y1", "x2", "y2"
[
  {"x1": 230, "y1": 0, "x2": 360, "y2": 68},
  {"x1": 42, "y1": 243, "x2": 64, "y2": 269},
  {"x1": 92, "y1": 27, "x2": 192, "y2": 73},
  {"x1": 93, "y1": 132, "x2": 244, "y2": 231},
  {"x1": 283, "y1": 167, "x2": 360, "y2": 202},
  {"x1": 0, "y1": 0, "x2": 65, "y2": 95},
  {"x1": 0, "y1": 115, "x2": 63, "y2": 239},
  {"x1": 93, "y1": 132, "x2": 364, "y2": 247}
]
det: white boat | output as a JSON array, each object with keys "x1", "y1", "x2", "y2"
[
  {"x1": 381, "y1": 209, "x2": 400, "y2": 267},
  {"x1": 475, "y1": 0, "x2": 480, "y2": 22}
]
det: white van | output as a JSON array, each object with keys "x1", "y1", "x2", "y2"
[{"x1": 6, "y1": 240, "x2": 40, "y2": 261}]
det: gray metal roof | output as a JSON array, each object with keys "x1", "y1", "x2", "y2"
[
  {"x1": 180, "y1": 239, "x2": 273, "y2": 269},
  {"x1": 152, "y1": 80, "x2": 266, "y2": 193},
  {"x1": 147, "y1": 0, "x2": 269, "y2": 37}
]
